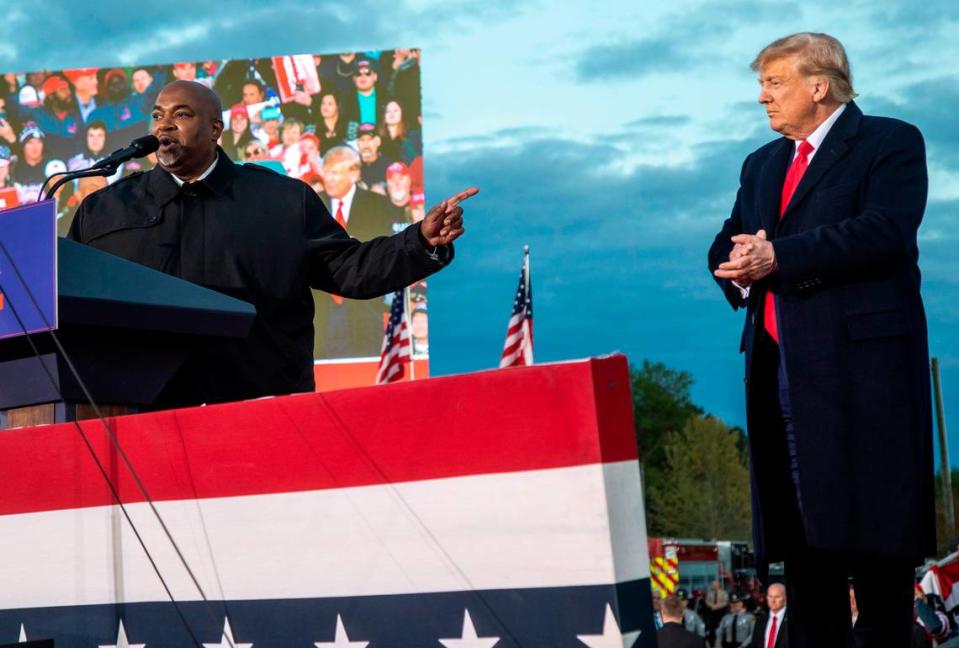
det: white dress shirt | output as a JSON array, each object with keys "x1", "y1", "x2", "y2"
[
  {"x1": 169, "y1": 154, "x2": 219, "y2": 186},
  {"x1": 764, "y1": 608, "x2": 786, "y2": 647}
]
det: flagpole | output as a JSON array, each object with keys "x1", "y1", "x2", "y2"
[
  {"x1": 404, "y1": 286, "x2": 415, "y2": 381},
  {"x1": 523, "y1": 245, "x2": 532, "y2": 364}
]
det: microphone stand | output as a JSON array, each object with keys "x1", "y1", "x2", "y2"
[{"x1": 40, "y1": 163, "x2": 120, "y2": 203}]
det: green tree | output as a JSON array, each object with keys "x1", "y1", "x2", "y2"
[
  {"x1": 647, "y1": 414, "x2": 752, "y2": 540},
  {"x1": 630, "y1": 361, "x2": 703, "y2": 527}
]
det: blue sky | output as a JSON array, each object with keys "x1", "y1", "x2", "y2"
[{"x1": 3, "y1": 0, "x2": 957, "y2": 459}]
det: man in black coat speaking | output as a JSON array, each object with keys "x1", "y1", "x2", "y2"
[
  {"x1": 68, "y1": 80, "x2": 477, "y2": 408},
  {"x1": 708, "y1": 33, "x2": 933, "y2": 648}
]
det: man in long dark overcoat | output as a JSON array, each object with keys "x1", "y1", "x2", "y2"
[{"x1": 708, "y1": 32, "x2": 934, "y2": 648}]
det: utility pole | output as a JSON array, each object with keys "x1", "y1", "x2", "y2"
[{"x1": 932, "y1": 357, "x2": 954, "y2": 536}]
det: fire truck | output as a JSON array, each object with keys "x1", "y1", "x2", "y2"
[{"x1": 648, "y1": 538, "x2": 756, "y2": 597}]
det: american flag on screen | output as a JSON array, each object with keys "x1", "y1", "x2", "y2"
[
  {"x1": 376, "y1": 288, "x2": 410, "y2": 384},
  {"x1": 500, "y1": 247, "x2": 533, "y2": 368}
]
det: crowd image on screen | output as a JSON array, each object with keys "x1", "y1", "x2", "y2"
[{"x1": 1, "y1": 49, "x2": 430, "y2": 362}]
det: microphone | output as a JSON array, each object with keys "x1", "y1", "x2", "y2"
[
  {"x1": 91, "y1": 135, "x2": 160, "y2": 171},
  {"x1": 38, "y1": 135, "x2": 160, "y2": 201}
]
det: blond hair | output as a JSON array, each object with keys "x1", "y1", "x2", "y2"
[{"x1": 751, "y1": 32, "x2": 857, "y2": 103}]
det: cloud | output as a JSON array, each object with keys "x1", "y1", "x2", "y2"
[
  {"x1": 625, "y1": 115, "x2": 692, "y2": 129},
  {"x1": 571, "y1": 1, "x2": 802, "y2": 82}
]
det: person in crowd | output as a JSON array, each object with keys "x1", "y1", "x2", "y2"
[
  {"x1": 274, "y1": 118, "x2": 304, "y2": 175},
  {"x1": 0, "y1": 145, "x2": 14, "y2": 189},
  {"x1": 9, "y1": 74, "x2": 82, "y2": 161},
  {"x1": 654, "y1": 590, "x2": 665, "y2": 630},
  {"x1": 385, "y1": 161, "x2": 413, "y2": 216},
  {"x1": 300, "y1": 171, "x2": 324, "y2": 196},
  {"x1": 11, "y1": 123, "x2": 49, "y2": 203},
  {"x1": 750, "y1": 583, "x2": 787, "y2": 648},
  {"x1": 411, "y1": 306, "x2": 428, "y2": 355},
  {"x1": 132, "y1": 68, "x2": 154, "y2": 95},
  {"x1": 343, "y1": 58, "x2": 383, "y2": 130},
  {"x1": 715, "y1": 594, "x2": 755, "y2": 648},
  {"x1": 242, "y1": 140, "x2": 270, "y2": 163},
  {"x1": 64, "y1": 68, "x2": 99, "y2": 123},
  {"x1": 212, "y1": 58, "x2": 277, "y2": 107},
  {"x1": 221, "y1": 104, "x2": 255, "y2": 160},
  {"x1": 89, "y1": 68, "x2": 158, "y2": 151},
  {"x1": 914, "y1": 586, "x2": 952, "y2": 648},
  {"x1": 293, "y1": 132, "x2": 322, "y2": 180},
  {"x1": 708, "y1": 32, "x2": 934, "y2": 648},
  {"x1": 385, "y1": 48, "x2": 422, "y2": 127},
  {"x1": 317, "y1": 90, "x2": 346, "y2": 155},
  {"x1": 409, "y1": 192, "x2": 426, "y2": 223},
  {"x1": 676, "y1": 588, "x2": 707, "y2": 639},
  {"x1": 660, "y1": 595, "x2": 705, "y2": 648},
  {"x1": 252, "y1": 105, "x2": 283, "y2": 150},
  {"x1": 356, "y1": 122, "x2": 391, "y2": 193},
  {"x1": 318, "y1": 52, "x2": 359, "y2": 96},
  {"x1": 706, "y1": 579, "x2": 730, "y2": 642},
  {"x1": 67, "y1": 119, "x2": 109, "y2": 172},
  {"x1": 241, "y1": 80, "x2": 270, "y2": 122},
  {"x1": 0, "y1": 96, "x2": 16, "y2": 147},
  {"x1": 315, "y1": 144, "x2": 406, "y2": 358},
  {"x1": 378, "y1": 99, "x2": 421, "y2": 164},
  {"x1": 68, "y1": 80, "x2": 474, "y2": 408},
  {"x1": 172, "y1": 61, "x2": 213, "y2": 89}
]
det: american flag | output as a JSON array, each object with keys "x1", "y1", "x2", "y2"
[
  {"x1": 500, "y1": 247, "x2": 533, "y2": 368},
  {"x1": 375, "y1": 288, "x2": 411, "y2": 384}
]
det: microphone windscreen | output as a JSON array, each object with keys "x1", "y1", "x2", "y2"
[{"x1": 131, "y1": 135, "x2": 160, "y2": 156}]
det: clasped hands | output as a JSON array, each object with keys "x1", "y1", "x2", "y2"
[{"x1": 713, "y1": 229, "x2": 777, "y2": 287}]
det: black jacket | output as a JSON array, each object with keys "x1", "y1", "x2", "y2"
[
  {"x1": 67, "y1": 151, "x2": 449, "y2": 407},
  {"x1": 658, "y1": 622, "x2": 704, "y2": 648},
  {"x1": 750, "y1": 613, "x2": 787, "y2": 648}
]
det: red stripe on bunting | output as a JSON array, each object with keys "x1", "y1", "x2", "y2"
[{"x1": 0, "y1": 356, "x2": 637, "y2": 516}]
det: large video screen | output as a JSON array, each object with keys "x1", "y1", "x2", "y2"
[{"x1": 0, "y1": 50, "x2": 429, "y2": 380}]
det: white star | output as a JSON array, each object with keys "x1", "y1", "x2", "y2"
[
  {"x1": 576, "y1": 604, "x2": 640, "y2": 648},
  {"x1": 18, "y1": 624, "x2": 27, "y2": 642},
  {"x1": 438, "y1": 610, "x2": 500, "y2": 648},
  {"x1": 203, "y1": 618, "x2": 253, "y2": 648},
  {"x1": 314, "y1": 614, "x2": 369, "y2": 647},
  {"x1": 99, "y1": 620, "x2": 146, "y2": 648}
]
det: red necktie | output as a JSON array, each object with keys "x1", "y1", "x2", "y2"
[
  {"x1": 766, "y1": 614, "x2": 778, "y2": 648},
  {"x1": 763, "y1": 139, "x2": 814, "y2": 343},
  {"x1": 330, "y1": 201, "x2": 347, "y2": 305}
]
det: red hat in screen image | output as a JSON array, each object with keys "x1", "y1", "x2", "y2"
[
  {"x1": 230, "y1": 104, "x2": 249, "y2": 120},
  {"x1": 41, "y1": 75, "x2": 68, "y2": 96},
  {"x1": 386, "y1": 162, "x2": 410, "y2": 178},
  {"x1": 300, "y1": 132, "x2": 320, "y2": 149}
]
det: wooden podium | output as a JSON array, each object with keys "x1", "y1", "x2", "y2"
[{"x1": 0, "y1": 237, "x2": 255, "y2": 429}]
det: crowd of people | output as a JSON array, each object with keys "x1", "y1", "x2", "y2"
[
  {"x1": 0, "y1": 50, "x2": 430, "y2": 361},
  {"x1": 653, "y1": 578, "x2": 959, "y2": 648}
]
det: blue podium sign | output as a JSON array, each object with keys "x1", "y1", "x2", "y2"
[{"x1": 0, "y1": 200, "x2": 57, "y2": 339}]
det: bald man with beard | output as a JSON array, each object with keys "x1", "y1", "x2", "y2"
[{"x1": 68, "y1": 80, "x2": 477, "y2": 409}]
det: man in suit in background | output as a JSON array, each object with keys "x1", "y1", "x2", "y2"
[
  {"x1": 659, "y1": 595, "x2": 706, "y2": 648},
  {"x1": 317, "y1": 145, "x2": 405, "y2": 358},
  {"x1": 708, "y1": 32, "x2": 934, "y2": 648},
  {"x1": 751, "y1": 583, "x2": 787, "y2": 648}
]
